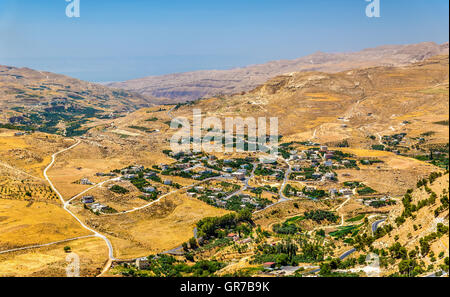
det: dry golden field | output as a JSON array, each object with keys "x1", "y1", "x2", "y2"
[
  {"x1": 0, "y1": 199, "x2": 91, "y2": 250},
  {"x1": 335, "y1": 148, "x2": 439, "y2": 196},
  {"x1": 0, "y1": 236, "x2": 108, "y2": 277},
  {"x1": 70, "y1": 193, "x2": 229, "y2": 259},
  {"x1": 0, "y1": 131, "x2": 76, "y2": 178}
]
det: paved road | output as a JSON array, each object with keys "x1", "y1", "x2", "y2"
[
  {"x1": 309, "y1": 248, "x2": 358, "y2": 274},
  {"x1": 372, "y1": 219, "x2": 386, "y2": 235},
  {"x1": 43, "y1": 140, "x2": 82, "y2": 206},
  {"x1": 105, "y1": 162, "x2": 261, "y2": 217},
  {"x1": 309, "y1": 215, "x2": 387, "y2": 275},
  {"x1": 339, "y1": 248, "x2": 357, "y2": 260},
  {"x1": 426, "y1": 271, "x2": 448, "y2": 278},
  {"x1": 278, "y1": 157, "x2": 292, "y2": 202}
]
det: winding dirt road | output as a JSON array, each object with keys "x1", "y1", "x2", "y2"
[{"x1": 42, "y1": 140, "x2": 117, "y2": 273}]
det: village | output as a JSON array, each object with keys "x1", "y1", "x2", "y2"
[{"x1": 74, "y1": 141, "x2": 395, "y2": 217}]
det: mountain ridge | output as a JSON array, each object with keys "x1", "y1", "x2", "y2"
[
  {"x1": 171, "y1": 54, "x2": 449, "y2": 148},
  {"x1": 107, "y1": 41, "x2": 449, "y2": 102},
  {"x1": 0, "y1": 65, "x2": 159, "y2": 136}
]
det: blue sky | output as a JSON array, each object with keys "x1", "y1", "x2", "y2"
[{"x1": 0, "y1": 0, "x2": 448, "y2": 82}]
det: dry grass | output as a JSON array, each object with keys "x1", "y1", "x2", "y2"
[
  {"x1": 0, "y1": 199, "x2": 90, "y2": 250},
  {"x1": 374, "y1": 174, "x2": 449, "y2": 275},
  {"x1": 0, "y1": 236, "x2": 108, "y2": 277},
  {"x1": 337, "y1": 151, "x2": 438, "y2": 196},
  {"x1": 0, "y1": 132, "x2": 75, "y2": 178},
  {"x1": 72, "y1": 193, "x2": 229, "y2": 259}
]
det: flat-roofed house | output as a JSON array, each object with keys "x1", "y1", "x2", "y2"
[
  {"x1": 81, "y1": 196, "x2": 94, "y2": 204},
  {"x1": 232, "y1": 172, "x2": 246, "y2": 180},
  {"x1": 136, "y1": 257, "x2": 150, "y2": 270},
  {"x1": 143, "y1": 186, "x2": 156, "y2": 193}
]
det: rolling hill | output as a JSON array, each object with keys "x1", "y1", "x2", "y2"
[
  {"x1": 107, "y1": 42, "x2": 449, "y2": 103},
  {"x1": 171, "y1": 54, "x2": 449, "y2": 149},
  {"x1": 0, "y1": 65, "x2": 159, "y2": 136},
  {"x1": 373, "y1": 172, "x2": 449, "y2": 277}
]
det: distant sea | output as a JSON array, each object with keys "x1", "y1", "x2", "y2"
[{"x1": 0, "y1": 55, "x2": 267, "y2": 83}]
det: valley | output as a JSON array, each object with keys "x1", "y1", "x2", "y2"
[{"x1": 0, "y1": 53, "x2": 448, "y2": 278}]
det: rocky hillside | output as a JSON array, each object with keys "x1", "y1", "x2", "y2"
[
  {"x1": 373, "y1": 172, "x2": 449, "y2": 277},
  {"x1": 0, "y1": 65, "x2": 159, "y2": 136},
  {"x1": 108, "y1": 42, "x2": 449, "y2": 102},
  {"x1": 172, "y1": 55, "x2": 449, "y2": 148}
]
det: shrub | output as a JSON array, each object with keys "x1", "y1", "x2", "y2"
[{"x1": 109, "y1": 185, "x2": 129, "y2": 194}]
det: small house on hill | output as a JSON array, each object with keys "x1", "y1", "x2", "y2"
[
  {"x1": 143, "y1": 186, "x2": 156, "y2": 193},
  {"x1": 136, "y1": 257, "x2": 150, "y2": 270},
  {"x1": 80, "y1": 178, "x2": 93, "y2": 185},
  {"x1": 81, "y1": 196, "x2": 94, "y2": 204}
]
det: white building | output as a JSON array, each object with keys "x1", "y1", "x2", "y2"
[
  {"x1": 143, "y1": 187, "x2": 156, "y2": 193},
  {"x1": 323, "y1": 172, "x2": 336, "y2": 181},
  {"x1": 122, "y1": 174, "x2": 137, "y2": 180},
  {"x1": 136, "y1": 257, "x2": 150, "y2": 269},
  {"x1": 80, "y1": 178, "x2": 93, "y2": 185},
  {"x1": 90, "y1": 203, "x2": 108, "y2": 212},
  {"x1": 339, "y1": 188, "x2": 353, "y2": 196},
  {"x1": 232, "y1": 172, "x2": 246, "y2": 180}
]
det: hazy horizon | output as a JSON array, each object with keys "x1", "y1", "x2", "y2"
[{"x1": 0, "y1": 0, "x2": 448, "y2": 82}]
